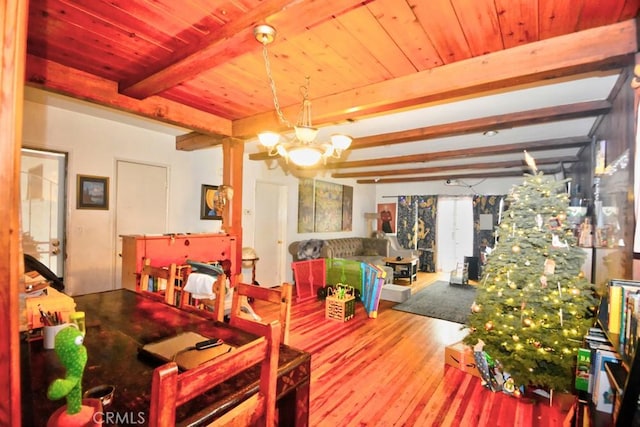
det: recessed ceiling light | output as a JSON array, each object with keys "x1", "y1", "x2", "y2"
[{"x1": 483, "y1": 130, "x2": 498, "y2": 137}]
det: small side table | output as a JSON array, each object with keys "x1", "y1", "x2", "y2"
[{"x1": 382, "y1": 256, "x2": 419, "y2": 285}]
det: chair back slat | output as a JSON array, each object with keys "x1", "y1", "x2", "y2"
[
  {"x1": 149, "y1": 320, "x2": 281, "y2": 427},
  {"x1": 230, "y1": 282, "x2": 292, "y2": 345}
]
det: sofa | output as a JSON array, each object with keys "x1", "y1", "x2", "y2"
[
  {"x1": 289, "y1": 237, "x2": 389, "y2": 264},
  {"x1": 289, "y1": 237, "x2": 392, "y2": 287},
  {"x1": 289, "y1": 237, "x2": 412, "y2": 302}
]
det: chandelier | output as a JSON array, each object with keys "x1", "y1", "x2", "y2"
[{"x1": 254, "y1": 24, "x2": 352, "y2": 167}]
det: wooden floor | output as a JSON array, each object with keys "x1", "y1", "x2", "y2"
[{"x1": 259, "y1": 272, "x2": 572, "y2": 427}]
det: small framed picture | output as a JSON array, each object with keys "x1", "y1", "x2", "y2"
[
  {"x1": 200, "y1": 184, "x2": 222, "y2": 220},
  {"x1": 77, "y1": 175, "x2": 109, "y2": 210}
]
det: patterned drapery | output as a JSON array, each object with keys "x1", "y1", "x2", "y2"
[
  {"x1": 472, "y1": 195, "x2": 507, "y2": 257},
  {"x1": 396, "y1": 196, "x2": 417, "y2": 249},
  {"x1": 416, "y1": 195, "x2": 438, "y2": 272},
  {"x1": 396, "y1": 195, "x2": 438, "y2": 272}
]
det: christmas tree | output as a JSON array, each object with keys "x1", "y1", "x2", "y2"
[{"x1": 463, "y1": 160, "x2": 597, "y2": 393}]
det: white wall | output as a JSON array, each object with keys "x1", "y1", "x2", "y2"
[
  {"x1": 22, "y1": 89, "x2": 534, "y2": 290},
  {"x1": 23, "y1": 96, "x2": 224, "y2": 295},
  {"x1": 241, "y1": 144, "x2": 374, "y2": 282}
]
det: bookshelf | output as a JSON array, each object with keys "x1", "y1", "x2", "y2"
[{"x1": 593, "y1": 292, "x2": 640, "y2": 425}]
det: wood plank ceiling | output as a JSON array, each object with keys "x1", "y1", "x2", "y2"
[{"x1": 25, "y1": 0, "x2": 640, "y2": 183}]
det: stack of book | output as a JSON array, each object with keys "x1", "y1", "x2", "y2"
[
  {"x1": 607, "y1": 279, "x2": 640, "y2": 359},
  {"x1": 579, "y1": 327, "x2": 621, "y2": 414}
]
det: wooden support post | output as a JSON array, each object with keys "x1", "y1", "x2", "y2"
[
  {"x1": 1, "y1": 0, "x2": 29, "y2": 425},
  {"x1": 222, "y1": 137, "x2": 244, "y2": 284}
]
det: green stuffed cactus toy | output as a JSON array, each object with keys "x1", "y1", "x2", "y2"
[{"x1": 47, "y1": 326, "x2": 87, "y2": 415}]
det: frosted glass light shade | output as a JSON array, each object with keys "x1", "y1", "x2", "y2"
[
  {"x1": 331, "y1": 134, "x2": 352, "y2": 150},
  {"x1": 287, "y1": 146, "x2": 323, "y2": 166},
  {"x1": 258, "y1": 132, "x2": 280, "y2": 148},
  {"x1": 294, "y1": 125, "x2": 318, "y2": 143}
]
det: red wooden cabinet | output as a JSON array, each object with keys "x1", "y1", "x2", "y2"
[{"x1": 121, "y1": 233, "x2": 238, "y2": 291}]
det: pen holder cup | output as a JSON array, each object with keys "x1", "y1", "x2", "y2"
[{"x1": 43, "y1": 323, "x2": 78, "y2": 350}]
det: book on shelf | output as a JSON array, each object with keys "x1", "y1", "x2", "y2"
[
  {"x1": 608, "y1": 279, "x2": 640, "y2": 358},
  {"x1": 591, "y1": 348, "x2": 621, "y2": 414},
  {"x1": 583, "y1": 338, "x2": 614, "y2": 394},
  {"x1": 609, "y1": 284, "x2": 622, "y2": 334},
  {"x1": 585, "y1": 326, "x2": 612, "y2": 345},
  {"x1": 623, "y1": 292, "x2": 640, "y2": 357},
  {"x1": 575, "y1": 347, "x2": 591, "y2": 392}
]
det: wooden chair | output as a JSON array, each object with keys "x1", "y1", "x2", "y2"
[
  {"x1": 230, "y1": 282, "x2": 293, "y2": 346},
  {"x1": 140, "y1": 258, "x2": 179, "y2": 304},
  {"x1": 195, "y1": 273, "x2": 227, "y2": 322},
  {"x1": 148, "y1": 318, "x2": 281, "y2": 427}
]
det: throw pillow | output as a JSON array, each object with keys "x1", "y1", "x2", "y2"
[{"x1": 297, "y1": 239, "x2": 325, "y2": 260}]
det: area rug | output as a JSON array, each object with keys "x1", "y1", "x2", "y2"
[{"x1": 392, "y1": 281, "x2": 476, "y2": 324}]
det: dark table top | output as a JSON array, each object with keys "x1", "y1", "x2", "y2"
[{"x1": 21, "y1": 289, "x2": 310, "y2": 426}]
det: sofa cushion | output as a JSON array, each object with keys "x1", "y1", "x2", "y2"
[{"x1": 362, "y1": 239, "x2": 381, "y2": 256}]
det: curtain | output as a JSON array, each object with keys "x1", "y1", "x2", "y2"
[
  {"x1": 472, "y1": 195, "x2": 506, "y2": 257},
  {"x1": 396, "y1": 196, "x2": 417, "y2": 250},
  {"x1": 396, "y1": 195, "x2": 438, "y2": 272},
  {"x1": 416, "y1": 195, "x2": 437, "y2": 272}
]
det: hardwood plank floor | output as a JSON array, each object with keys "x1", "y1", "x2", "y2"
[{"x1": 256, "y1": 272, "x2": 572, "y2": 427}]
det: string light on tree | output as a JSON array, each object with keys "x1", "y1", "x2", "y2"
[{"x1": 463, "y1": 152, "x2": 597, "y2": 393}]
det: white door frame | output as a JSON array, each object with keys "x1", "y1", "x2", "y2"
[{"x1": 253, "y1": 180, "x2": 288, "y2": 287}]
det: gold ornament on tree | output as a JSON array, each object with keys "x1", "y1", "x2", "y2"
[{"x1": 485, "y1": 321, "x2": 494, "y2": 331}]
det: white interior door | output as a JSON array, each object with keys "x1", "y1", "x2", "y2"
[
  {"x1": 253, "y1": 181, "x2": 287, "y2": 287},
  {"x1": 20, "y1": 148, "x2": 67, "y2": 276},
  {"x1": 114, "y1": 160, "x2": 168, "y2": 288},
  {"x1": 436, "y1": 196, "x2": 473, "y2": 272}
]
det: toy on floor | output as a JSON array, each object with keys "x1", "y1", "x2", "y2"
[{"x1": 48, "y1": 326, "x2": 87, "y2": 414}]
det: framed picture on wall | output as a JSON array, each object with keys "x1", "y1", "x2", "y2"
[
  {"x1": 377, "y1": 202, "x2": 397, "y2": 234},
  {"x1": 200, "y1": 184, "x2": 222, "y2": 220},
  {"x1": 77, "y1": 175, "x2": 109, "y2": 210}
]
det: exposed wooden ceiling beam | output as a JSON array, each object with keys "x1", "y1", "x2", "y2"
[
  {"x1": 25, "y1": 55, "x2": 232, "y2": 137},
  {"x1": 326, "y1": 136, "x2": 590, "y2": 169},
  {"x1": 331, "y1": 156, "x2": 578, "y2": 178},
  {"x1": 235, "y1": 19, "x2": 636, "y2": 137},
  {"x1": 349, "y1": 100, "x2": 610, "y2": 150},
  {"x1": 120, "y1": 0, "x2": 364, "y2": 99},
  {"x1": 357, "y1": 170, "x2": 560, "y2": 184},
  {"x1": 249, "y1": 100, "x2": 609, "y2": 160},
  {"x1": 176, "y1": 132, "x2": 227, "y2": 151}
]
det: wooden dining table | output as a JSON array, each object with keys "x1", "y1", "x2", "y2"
[{"x1": 20, "y1": 289, "x2": 311, "y2": 426}]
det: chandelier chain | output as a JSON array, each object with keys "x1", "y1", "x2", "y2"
[{"x1": 261, "y1": 44, "x2": 292, "y2": 128}]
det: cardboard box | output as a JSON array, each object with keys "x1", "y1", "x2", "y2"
[{"x1": 444, "y1": 341, "x2": 481, "y2": 378}]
